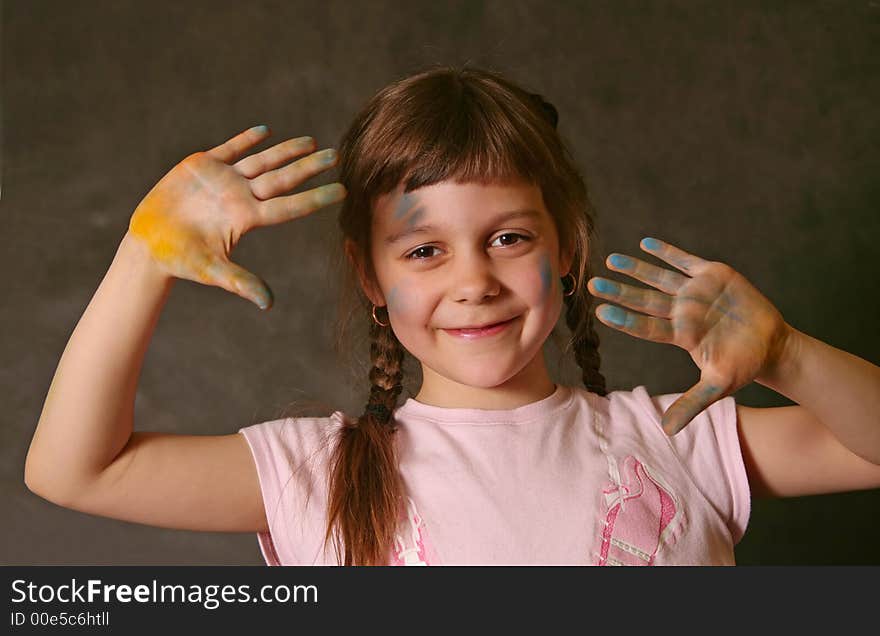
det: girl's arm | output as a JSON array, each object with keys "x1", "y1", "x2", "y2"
[
  {"x1": 25, "y1": 126, "x2": 345, "y2": 531},
  {"x1": 736, "y1": 327, "x2": 880, "y2": 498},
  {"x1": 24, "y1": 232, "x2": 268, "y2": 531},
  {"x1": 588, "y1": 237, "x2": 880, "y2": 499}
]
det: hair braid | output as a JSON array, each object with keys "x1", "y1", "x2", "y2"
[
  {"x1": 331, "y1": 65, "x2": 610, "y2": 565},
  {"x1": 325, "y1": 308, "x2": 407, "y2": 565},
  {"x1": 563, "y1": 279, "x2": 607, "y2": 397},
  {"x1": 366, "y1": 310, "x2": 406, "y2": 411}
]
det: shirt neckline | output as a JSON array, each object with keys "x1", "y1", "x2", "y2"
[{"x1": 394, "y1": 383, "x2": 574, "y2": 424}]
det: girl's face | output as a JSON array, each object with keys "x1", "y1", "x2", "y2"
[{"x1": 352, "y1": 179, "x2": 573, "y2": 406}]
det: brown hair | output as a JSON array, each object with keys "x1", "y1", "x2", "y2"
[{"x1": 326, "y1": 64, "x2": 607, "y2": 565}]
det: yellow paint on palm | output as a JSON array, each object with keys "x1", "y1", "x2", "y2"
[{"x1": 129, "y1": 192, "x2": 210, "y2": 281}]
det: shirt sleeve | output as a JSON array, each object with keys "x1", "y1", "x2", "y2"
[
  {"x1": 633, "y1": 386, "x2": 751, "y2": 544},
  {"x1": 238, "y1": 413, "x2": 344, "y2": 565}
]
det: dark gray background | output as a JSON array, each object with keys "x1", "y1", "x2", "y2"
[{"x1": 3, "y1": 1, "x2": 878, "y2": 564}]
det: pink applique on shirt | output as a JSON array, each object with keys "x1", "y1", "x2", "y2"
[
  {"x1": 389, "y1": 497, "x2": 433, "y2": 566},
  {"x1": 597, "y1": 455, "x2": 680, "y2": 566}
]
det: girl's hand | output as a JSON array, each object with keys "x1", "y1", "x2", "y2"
[
  {"x1": 587, "y1": 237, "x2": 791, "y2": 436},
  {"x1": 127, "y1": 125, "x2": 346, "y2": 310}
]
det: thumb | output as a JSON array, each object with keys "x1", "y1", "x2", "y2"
[
  {"x1": 206, "y1": 258, "x2": 274, "y2": 310},
  {"x1": 661, "y1": 377, "x2": 728, "y2": 437}
]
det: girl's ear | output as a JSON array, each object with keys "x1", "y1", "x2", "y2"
[{"x1": 345, "y1": 239, "x2": 385, "y2": 306}]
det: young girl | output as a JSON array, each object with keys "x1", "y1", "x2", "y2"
[{"x1": 25, "y1": 65, "x2": 880, "y2": 566}]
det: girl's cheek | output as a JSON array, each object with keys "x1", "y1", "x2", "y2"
[
  {"x1": 387, "y1": 281, "x2": 422, "y2": 320},
  {"x1": 520, "y1": 253, "x2": 558, "y2": 306},
  {"x1": 386, "y1": 284, "x2": 404, "y2": 316},
  {"x1": 537, "y1": 253, "x2": 556, "y2": 301},
  {"x1": 388, "y1": 280, "x2": 438, "y2": 328}
]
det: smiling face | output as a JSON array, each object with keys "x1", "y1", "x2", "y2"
[{"x1": 348, "y1": 179, "x2": 574, "y2": 408}]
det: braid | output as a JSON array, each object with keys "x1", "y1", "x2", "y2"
[
  {"x1": 563, "y1": 277, "x2": 607, "y2": 397},
  {"x1": 366, "y1": 308, "x2": 406, "y2": 416},
  {"x1": 325, "y1": 305, "x2": 407, "y2": 565}
]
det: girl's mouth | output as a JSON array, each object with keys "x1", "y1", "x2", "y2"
[{"x1": 443, "y1": 316, "x2": 518, "y2": 339}]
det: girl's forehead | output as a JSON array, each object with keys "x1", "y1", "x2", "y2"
[{"x1": 373, "y1": 179, "x2": 547, "y2": 224}]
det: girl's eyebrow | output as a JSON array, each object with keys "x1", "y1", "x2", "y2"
[{"x1": 383, "y1": 208, "x2": 543, "y2": 245}]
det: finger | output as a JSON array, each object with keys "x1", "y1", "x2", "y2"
[
  {"x1": 594, "y1": 303, "x2": 674, "y2": 344},
  {"x1": 587, "y1": 276, "x2": 673, "y2": 318},
  {"x1": 233, "y1": 136, "x2": 317, "y2": 179},
  {"x1": 661, "y1": 378, "x2": 728, "y2": 436},
  {"x1": 250, "y1": 148, "x2": 339, "y2": 201},
  {"x1": 606, "y1": 252, "x2": 689, "y2": 295},
  {"x1": 204, "y1": 258, "x2": 274, "y2": 311},
  {"x1": 257, "y1": 182, "x2": 347, "y2": 226},
  {"x1": 206, "y1": 125, "x2": 272, "y2": 164},
  {"x1": 639, "y1": 237, "x2": 708, "y2": 276}
]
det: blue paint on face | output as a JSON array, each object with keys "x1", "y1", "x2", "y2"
[
  {"x1": 393, "y1": 192, "x2": 428, "y2": 232},
  {"x1": 387, "y1": 285, "x2": 401, "y2": 313},
  {"x1": 394, "y1": 192, "x2": 418, "y2": 220},
  {"x1": 609, "y1": 254, "x2": 634, "y2": 270},
  {"x1": 539, "y1": 254, "x2": 554, "y2": 298},
  {"x1": 404, "y1": 203, "x2": 426, "y2": 229}
]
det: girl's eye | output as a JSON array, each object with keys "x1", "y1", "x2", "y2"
[
  {"x1": 490, "y1": 233, "x2": 531, "y2": 248},
  {"x1": 406, "y1": 245, "x2": 441, "y2": 260},
  {"x1": 405, "y1": 233, "x2": 532, "y2": 261}
]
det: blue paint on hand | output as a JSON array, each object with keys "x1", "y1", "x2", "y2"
[
  {"x1": 318, "y1": 183, "x2": 346, "y2": 203},
  {"x1": 592, "y1": 278, "x2": 619, "y2": 295},
  {"x1": 609, "y1": 254, "x2": 634, "y2": 269},
  {"x1": 601, "y1": 305, "x2": 627, "y2": 326},
  {"x1": 641, "y1": 237, "x2": 661, "y2": 251}
]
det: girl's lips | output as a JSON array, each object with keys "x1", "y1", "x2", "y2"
[{"x1": 443, "y1": 316, "x2": 518, "y2": 339}]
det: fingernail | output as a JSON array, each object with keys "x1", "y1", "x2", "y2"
[
  {"x1": 592, "y1": 278, "x2": 620, "y2": 295},
  {"x1": 253, "y1": 124, "x2": 269, "y2": 134},
  {"x1": 641, "y1": 237, "x2": 661, "y2": 251},
  {"x1": 609, "y1": 254, "x2": 634, "y2": 269},
  {"x1": 601, "y1": 305, "x2": 627, "y2": 326},
  {"x1": 319, "y1": 148, "x2": 338, "y2": 165},
  {"x1": 258, "y1": 294, "x2": 274, "y2": 310}
]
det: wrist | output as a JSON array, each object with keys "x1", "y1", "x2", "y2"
[
  {"x1": 755, "y1": 322, "x2": 803, "y2": 390},
  {"x1": 117, "y1": 231, "x2": 175, "y2": 288}
]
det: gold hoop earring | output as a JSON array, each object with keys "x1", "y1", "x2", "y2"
[
  {"x1": 561, "y1": 272, "x2": 577, "y2": 297},
  {"x1": 371, "y1": 304, "x2": 390, "y2": 327}
]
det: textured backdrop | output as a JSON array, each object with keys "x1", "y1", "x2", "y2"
[{"x1": 3, "y1": 0, "x2": 879, "y2": 564}]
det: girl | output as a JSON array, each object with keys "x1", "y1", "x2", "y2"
[{"x1": 25, "y1": 66, "x2": 880, "y2": 566}]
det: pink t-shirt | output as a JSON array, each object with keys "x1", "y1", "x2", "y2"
[{"x1": 238, "y1": 384, "x2": 750, "y2": 566}]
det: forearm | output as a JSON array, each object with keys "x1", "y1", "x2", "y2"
[
  {"x1": 25, "y1": 232, "x2": 174, "y2": 497},
  {"x1": 756, "y1": 324, "x2": 880, "y2": 464}
]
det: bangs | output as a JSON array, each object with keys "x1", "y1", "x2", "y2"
[{"x1": 350, "y1": 69, "x2": 559, "y2": 202}]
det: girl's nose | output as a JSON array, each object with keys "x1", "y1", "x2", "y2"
[{"x1": 450, "y1": 256, "x2": 501, "y2": 303}]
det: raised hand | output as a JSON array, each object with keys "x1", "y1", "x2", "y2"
[
  {"x1": 127, "y1": 125, "x2": 346, "y2": 310},
  {"x1": 587, "y1": 237, "x2": 791, "y2": 436}
]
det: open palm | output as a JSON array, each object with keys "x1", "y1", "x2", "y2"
[
  {"x1": 588, "y1": 237, "x2": 789, "y2": 436},
  {"x1": 128, "y1": 126, "x2": 345, "y2": 310}
]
